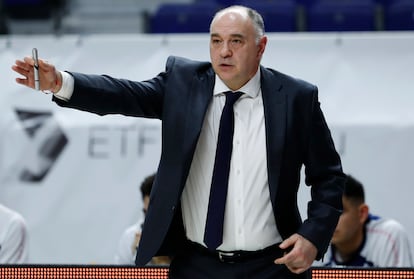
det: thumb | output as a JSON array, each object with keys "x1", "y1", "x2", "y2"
[{"x1": 39, "y1": 59, "x2": 53, "y2": 71}]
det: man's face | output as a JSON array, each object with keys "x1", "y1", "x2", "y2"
[
  {"x1": 331, "y1": 196, "x2": 366, "y2": 247},
  {"x1": 209, "y1": 10, "x2": 266, "y2": 91}
]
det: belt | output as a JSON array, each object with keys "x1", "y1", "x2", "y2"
[{"x1": 186, "y1": 241, "x2": 284, "y2": 264}]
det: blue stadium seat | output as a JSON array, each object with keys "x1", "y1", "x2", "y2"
[
  {"x1": 3, "y1": 0, "x2": 43, "y2": 4},
  {"x1": 238, "y1": 0, "x2": 298, "y2": 32},
  {"x1": 150, "y1": 2, "x2": 220, "y2": 33},
  {"x1": 296, "y1": 0, "x2": 318, "y2": 8},
  {"x1": 198, "y1": 0, "x2": 238, "y2": 5},
  {"x1": 384, "y1": 0, "x2": 414, "y2": 30},
  {"x1": 306, "y1": 0, "x2": 377, "y2": 31},
  {"x1": 374, "y1": 0, "x2": 396, "y2": 6}
]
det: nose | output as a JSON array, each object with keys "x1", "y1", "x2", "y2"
[{"x1": 220, "y1": 42, "x2": 232, "y2": 58}]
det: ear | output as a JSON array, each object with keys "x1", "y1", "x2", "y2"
[
  {"x1": 358, "y1": 204, "x2": 369, "y2": 224},
  {"x1": 258, "y1": 36, "x2": 267, "y2": 57}
]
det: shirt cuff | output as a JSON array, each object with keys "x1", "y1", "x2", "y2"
[{"x1": 53, "y1": 71, "x2": 74, "y2": 102}]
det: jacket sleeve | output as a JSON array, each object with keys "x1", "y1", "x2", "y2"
[
  {"x1": 297, "y1": 87, "x2": 346, "y2": 260},
  {"x1": 52, "y1": 69, "x2": 168, "y2": 119}
]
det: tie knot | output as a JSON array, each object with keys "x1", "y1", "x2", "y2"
[{"x1": 225, "y1": 91, "x2": 243, "y2": 106}]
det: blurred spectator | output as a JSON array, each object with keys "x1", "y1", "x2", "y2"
[
  {"x1": 319, "y1": 174, "x2": 413, "y2": 267},
  {"x1": 115, "y1": 173, "x2": 171, "y2": 266},
  {"x1": 2, "y1": 0, "x2": 53, "y2": 19},
  {"x1": 0, "y1": 203, "x2": 29, "y2": 263},
  {"x1": 0, "y1": 1, "x2": 9, "y2": 34}
]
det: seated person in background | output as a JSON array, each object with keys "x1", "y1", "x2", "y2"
[
  {"x1": 320, "y1": 174, "x2": 413, "y2": 267},
  {"x1": 115, "y1": 174, "x2": 171, "y2": 266},
  {"x1": 0, "y1": 203, "x2": 29, "y2": 263}
]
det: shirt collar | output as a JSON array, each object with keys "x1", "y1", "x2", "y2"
[{"x1": 213, "y1": 68, "x2": 261, "y2": 98}]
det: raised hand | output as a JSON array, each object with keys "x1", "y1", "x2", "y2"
[{"x1": 12, "y1": 56, "x2": 62, "y2": 93}]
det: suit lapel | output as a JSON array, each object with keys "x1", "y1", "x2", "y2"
[
  {"x1": 261, "y1": 66, "x2": 287, "y2": 206},
  {"x1": 182, "y1": 68, "x2": 215, "y2": 159}
]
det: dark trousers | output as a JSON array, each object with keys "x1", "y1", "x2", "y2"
[{"x1": 168, "y1": 241, "x2": 311, "y2": 279}]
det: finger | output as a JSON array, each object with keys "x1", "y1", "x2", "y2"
[
  {"x1": 15, "y1": 77, "x2": 30, "y2": 87},
  {"x1": 14, "y1": 59, "x2": 29, "y2": 68},
  {"x1": 276, "y1": 242, "x2": 300, "y2": 264},
  {"x1": 38, "y1": 59, "x2": 52, "y2": 70},
  {"x1": 23, "y1": 56, "x2": 35, "y2": 66},
  {"x1": 12, "y1": 65, "x2": 31, "y2": 78},
  {"x1": 274, "y1": 253, "x2": 289, "y2": 265},
  {"x1": 279, "y1": 236, "x2": 295, "y2": 250},
  {"x1": 274, "y1": 257, "x2": 284, "y2": 265},
  {"x1": 13, "y1": 59, "x2": 32, "y2": 72}
]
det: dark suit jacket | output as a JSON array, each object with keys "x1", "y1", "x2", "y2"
[{"x1": 53, "y1": 56, "x2": 345, "y2": 266}]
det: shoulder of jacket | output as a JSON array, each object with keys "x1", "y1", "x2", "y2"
[{"x1": 262, "y1": 66, "x2": 316, "y2": 92}]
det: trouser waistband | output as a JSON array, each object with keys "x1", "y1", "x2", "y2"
[{"x1": 185, "y1": 240, "x2": 284, "y2": 264}]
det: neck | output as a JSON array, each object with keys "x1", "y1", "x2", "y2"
[{"x1": 335, "y1": 231, "x2": 364, "y2": 262}]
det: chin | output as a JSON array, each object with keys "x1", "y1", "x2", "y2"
[
  {"x1": 331, "y1": 235, "x2": 340, "y2": 244},
  {"x1": 217, "y1": 74, "x2": 233, "y2": 84}
]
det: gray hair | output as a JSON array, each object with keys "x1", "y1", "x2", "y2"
[{"x1": 210, "y1": 5, "x2": 265, "y2": 44}]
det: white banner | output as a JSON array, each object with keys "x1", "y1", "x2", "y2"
[{"x1": 0, "y1": 32, "x2": 413, "y2": 264}]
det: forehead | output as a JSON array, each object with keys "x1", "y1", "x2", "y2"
[
  {"x1": 342, "y1": 196, "x2": 359, "y2": 211},
  {"x1": 210, "y1": 10, "x2": 253, "y2": 36}
]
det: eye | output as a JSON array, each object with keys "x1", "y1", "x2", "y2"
[
  {"x1": 211, "y1": 38, "x2": 222, "y2": 45},
  {"x1": 230, "y1": 39, "x2": 243, "y2": 48}
]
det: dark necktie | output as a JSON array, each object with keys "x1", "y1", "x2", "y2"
[{"x1": 204, "y1": 91, "x2": 243, "y2": 250}]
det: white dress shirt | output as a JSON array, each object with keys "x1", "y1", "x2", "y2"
[
  {"x1": 55, "y1": 69, "x2": 282, "y2": 252},
  {"x1": 181, "y1": 69, "x2": 282, "y2": 251},
  {"x1": 0, "y1": 204, "x2": 29, "y2": 263},
  {"x1": 115, "y1": 221, "x2": 141, "y2": 265},
  {"x1": 53, "y1": 71, "x2": 74, "y2": 101}
]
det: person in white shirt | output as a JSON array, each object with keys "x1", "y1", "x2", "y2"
[
  {"x1": 115, "y1": 174, "x2": 171, "y2": 266},
  {"x1": 320, "y1": 174, "x2": 413, "y2": 267},
  {"x1": 0, "y1": 204, "x2": 29, "y2": 263}
]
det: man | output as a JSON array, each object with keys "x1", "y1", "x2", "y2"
[
  {"x1": 12, "y1": 5, "x2": 345, "y2": 278},
  {"x1": 0, "y1": 204, "x2": 29, "y2": 263},
  {"x1": 320, "y1": 174, "x2": 413, "y2": 267},
  {"x1": 115, "y1": 173, "x2": 171, "y2": 266}
]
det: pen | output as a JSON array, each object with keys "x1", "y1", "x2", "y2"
[{"x1": 32, "y1": 48, "x2": 40, "y2": 90}]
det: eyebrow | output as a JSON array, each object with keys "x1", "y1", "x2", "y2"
[{"x1": 210, "y1": 33, "x2": 245, "y2": 39}]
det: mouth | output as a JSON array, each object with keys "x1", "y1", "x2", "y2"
[{"x1": 218, "y1": 63, "x2": 233, "y2": 70}]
